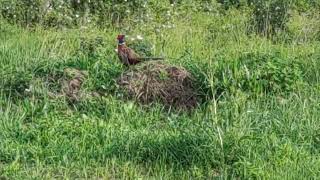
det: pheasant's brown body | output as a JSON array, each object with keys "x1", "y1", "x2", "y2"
[
  {"x1": 116, "y1": 34, "x2": 164, "y2": 66},
  {"x1": 117, "y1": 44, "x2": 141, "y2": 66}
]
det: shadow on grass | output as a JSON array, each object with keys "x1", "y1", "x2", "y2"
[{"x1": 103, "y1": 132, "x2": 219, "y2": 169}]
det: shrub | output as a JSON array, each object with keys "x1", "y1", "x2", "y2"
[
  {"x1": 126, "y1": 36, "x2": 154, "y2": 57},
  {"x1": 217, "y1": 0, "x2": 241, "y2": 9},
  {"x1": 78, "y1": 36, "x2": 106, "y2": 58},
  {"x1": 248, "y1": 0, "x2": 291, "y2": 37},
  {"x1": 0, "y1": 0, "x2": 42, "y2": 26},
  {"x1": 293, "y1": 0, "x2": 320, "y2": 12},
  {"x1": 214, "y1": 52, "x2": 305, "y2": 95},
  {"x1": 0, "y1": 0, "x2": 151, "y2": 27}
]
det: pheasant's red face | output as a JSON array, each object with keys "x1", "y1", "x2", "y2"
[{"x1": 117, "y1": 35, "x2": 125, "y2": 41}]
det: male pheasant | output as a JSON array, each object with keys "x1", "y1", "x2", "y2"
[{"x1": 117, "y1": 35, "x2": 164, "y2": 66}]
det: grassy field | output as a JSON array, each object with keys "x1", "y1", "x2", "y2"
[{"x1": 1, "y1": 4, "x2": 320, "y2": 179}]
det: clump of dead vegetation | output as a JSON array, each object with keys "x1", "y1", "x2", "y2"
[
  {"x1": 20, "y1": 67, "x2": 99, "y2": 103},
  {"x1": 117, "y1": 61, "x2": 200, "y2": 110}
]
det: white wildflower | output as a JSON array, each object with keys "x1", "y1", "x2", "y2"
[
  {"x1": 136, "y1": 35, "x2": 143, "y2": 40},
  {"x1": 25, "y1": 85, "x2": 32, "y2": 93},
  {"x1": 82, "y1": 114, "x2": 88, "y2": 119},
  {"x1": 25, "y1": 88, "x2": 31, "y2": 93}
]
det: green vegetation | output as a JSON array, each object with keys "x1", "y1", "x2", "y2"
[{"x1": 1, "y1": 0, "x2": 320, "y2": 179}]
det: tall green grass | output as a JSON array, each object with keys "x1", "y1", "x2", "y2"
[{"x1": 1, "y1": 8, "x2": 320, "y2": 179}]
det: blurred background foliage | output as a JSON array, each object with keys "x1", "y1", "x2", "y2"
[{"x1": 0, "y1": 0, "x2": 319, "y2": 37}]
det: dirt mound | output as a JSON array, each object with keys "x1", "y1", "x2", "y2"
[
  {"x1": 61, "y1": 68, "x2": 88, "y2": 101},
  {"x1": 44, "y1": 68, "x2": 99, "y2": 102},
  {"x1": 117, "y1": 62, "x2": 199, "y2": 110}
]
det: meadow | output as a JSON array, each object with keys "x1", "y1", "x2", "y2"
[{"x1": 1, "y1": 0, "x2": 320, "y2": 179}]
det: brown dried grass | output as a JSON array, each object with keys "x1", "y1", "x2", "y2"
[{"x1": 117, "y1": 61, "x2": 199, "y2": 110}]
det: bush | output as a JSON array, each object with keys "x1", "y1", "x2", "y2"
[
  {"x1": 293, "y1": 0, "x2": 320, "y2": 12},
  {"x1": 214, "y1": 52, "x2": 305, "y2": 95},
  {"x1": 0, "y1": 0, "x2": 149, "y2": 27},
  {"x1": 0, "y1": 0, "x2": 42, "y2": 26},
  {"x1": 248, "y1": 0, "x2": 291, "y2": 37},
  {"x1": 126, "y1": 36, "x2": 154, "y2": 57},
  {"x1": 217, "y1": 0, "x2": 241, "y2": 9}
]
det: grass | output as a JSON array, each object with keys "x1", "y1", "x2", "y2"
[{"x1": 1, "y1": 8, "x2": 320, "y2": 179}]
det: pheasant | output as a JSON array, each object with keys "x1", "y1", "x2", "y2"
[{"x1": 116, "y1": 35, "x2": 164, "y2": 66}]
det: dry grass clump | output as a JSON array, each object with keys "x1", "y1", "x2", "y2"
[
  {"x1": 117, "y1": 61, "x2": 199, "y2": 110},
  {"x1": 43, "y1": 68, "x2": 99, "y2": 102}
]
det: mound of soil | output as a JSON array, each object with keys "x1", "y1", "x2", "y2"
[
  {"x1": 44, "y1": 68, "x2": 99, "y2": 102},
  {"x1": 61, "y1": 68, "x2": 88, "y2": 101},
  {"x1": 117, "y1": 61, "x2": 199, "y2": 109}
]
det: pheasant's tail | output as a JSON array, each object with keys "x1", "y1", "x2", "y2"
[{"x1": 137, "y1": 57, "x2": 165, "y2": 61}]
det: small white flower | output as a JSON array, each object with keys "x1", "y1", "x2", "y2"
[
  {"x1": 114, "y1": 49, "x2": 118, "y2": 53},
  {"x1": 75, "y1": 14, "x2": 79, "y2": 18},
  {"x1": 136, "y1": 35, "x2": 143, "y2": 40},
  {"x1": 25, "y1": 85, "x2": 32, "y2": 93},
  {"x1": 130, "y1": 38, "x2": 135, "y2": 41},
  {"x1": 82, "y1": 114, "x2": 88, "y2": 119}
]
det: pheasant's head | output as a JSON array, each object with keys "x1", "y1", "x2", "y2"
[{"x1": 117, "y1": 35, "x2": 125, "y2": 44}]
